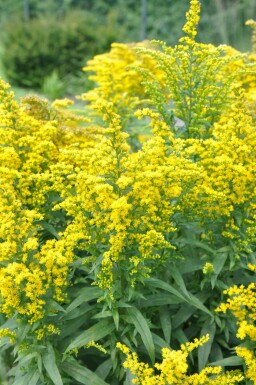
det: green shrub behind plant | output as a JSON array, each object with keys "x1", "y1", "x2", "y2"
[{"x1": 1, "y1": 10, "x2": 119, "y2": 91}]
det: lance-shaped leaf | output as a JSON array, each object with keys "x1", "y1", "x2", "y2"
[
  {"x1": 62, "y1": 360, "x2": 109, "y2": 385},
  {"x1": 66, "y1": 319, "x2": 115, "y2": 353},
  {"x1": 42, "y1": 343, "x2": 63, "y2": 385},
  {"x1": 127, "y1": 307, "x2": 155, "y2": 363}
]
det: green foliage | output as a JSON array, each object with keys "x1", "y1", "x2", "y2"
[
  {"x1": 41, "y1": 71, "x2": 65, "y2": 100},
  {"x1": 1, "y1": 9, "x2": 119, "y2": 91},
  {"x1": 64, "y1": 0, "x2": 256, "y2": 49},
  {"x1": 199, "y1": 0, "x2": 256, "y2": 50},
  {"x1": 0, "y1": 0, "x2": 255, "y2": 50}
]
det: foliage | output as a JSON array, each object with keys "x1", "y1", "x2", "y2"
[
  {"x1": 0, "y1": 0, "x2": 256, "y2": 49},
  {"x1": 0, "y1": 1, "x2": 256, "y2": 384},
  {"x1": 41, "y1": 71, "x2": 66, "y2": 100},
  {"x1": 1, "y1": 9, "x2": 120, "y2": 92}
]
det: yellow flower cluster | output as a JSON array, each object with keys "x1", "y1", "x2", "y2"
[
  {"x1": 35, "y1": 323, "x2": 60, "y2": 340},
  {"x1": 181, "y1": 0, "x2": 200, "y2": 41},
  {"x1": 56, "y1": 104, "x2": 187, "y2": 293},
  {"x1": 0, "y1": 328, "x2": 16, "y2": 343},
  {"x1": 85, "y1": 340, "x2": 107, "y2": 354},
  {"x1": 117, "y1": 337, "x2": 243, "y2": 384},
  {"x1": 203, "y1": 262, "x2": 215, "y2": 275},
  {"x1": 246, "y1": 19, "x2": 256, "y2": 53},
  {"x1": 236, "y1": 347, "x2": 256, "y2": 384},
  {"x1": 0, "y1": 81, "x2": 92, "y2": 324},
  {"x1": 81, "y1": 41, "x2": 165, "y2": 123},
  {"x1": 217, "y1": 265, "x2": 256, "y2": 384},
  {"x1": 217, "y1": 281, "x2": 256, "y2": 341}
]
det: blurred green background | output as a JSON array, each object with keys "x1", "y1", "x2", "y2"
[{"x1": 0, "y1": 0, "x2": 255, "y2": 99}]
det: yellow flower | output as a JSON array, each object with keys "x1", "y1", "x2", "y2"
[{"x1": 181, "y1": 0, "x2": 200, "y2": 41}]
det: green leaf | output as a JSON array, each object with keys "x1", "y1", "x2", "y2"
[
  {"x1": 14, "y1": 351, "x2": 37, "y2": 366},
  {"x1": 170, "y1": 265, "x2": 189, "y2": 296},
  {"x1": 145, "y1": 278, "x2": 186, "y2": 302},
  {"x1": 174, "y1": 328, "x2": 189, "y2": 345},
  {"x1": 178, "y1": 238, "x2": 216, "y2": 255},
  {"x1": 152, "y1": 333, "x2": 170, "y2": 350},
  {"x1": 159, "y1": 307, "x2": 172, "y2": 343},
  {"x1": 172, "y1": 304, "x2": 197, "y2": 329},
  {"x1": 124, "y1": 369, "x2": 135, "y2": 385},
  {"x1": 37, "y1": 354, "x2": 42, "y2": 374},
  {"x1": 62, "y1": 304, "x2": 91, "y2": 322},
  {"x1": 95, "y1": 358, "x2": 112, "y2": 380},
  {"x1": 209, "y1": 356, "x2": 244, "y2": 366},
  {"x1": 127, "y1": 307, "x2": 155, "y2": 364},
  {"x1": 65, "y1": 287, "x2": 102, "y2": 313},
  {"x1": 186, "y1": 292, "x2": 212, "y2": 317},
  {"x1": 211, "y1": 252, "x2": 228, "y2": 287},
  {"x1": 12, "y1": 372, "x2": 37, "y2": 385},
  {"x1": 210, "y1": 341, "x2": 224, "y2": 363},
  {"x1": 17, "y1": 323, "x2": 32, "y2": 342},
  {"x1": 198, "y1": 321, "x2": 216, "y2": 371},
  {"x1": 117, "y1": 301, "x2": 132, "y2": 308},
  {"x1": 112, "y1": 308, "x2": 119, "y2": 331},
  {"x1": 216, "y1": 337, "x2": 231, "y2": 350},
  {"x1": 35, "y1": 220, "x2": 61, "y2": 240},
  {"x1": 174, "y1": 329, "x2": 194, "y2": 364},
  {"x1": 146, "y1": 278, "x2": 212, "y2": 317},
  {"x1": 139, "y1": 293, "x2": 183, "y2": 307},
  {"x1": 42, "y1": 343, "x2": 63, "y2": 385},
  {"x1": 66, "y1": 319, "x2": 115, "y2": 352},
  {"x1": 28, "y1": 371, "x2": 41, "y2": 385},
  {"x1": 48, "y1": 300, "x2": 66, "y2": 313},
  {"x1": 170, "y1": 267, "x2": 212, "y2": 316},
  {"x1": 62, "y1": 360, "x2": 108, "y2": 385},
  {"x1": 148, "y1": 293, "x2": 179, "y2": 307},
  {"x1": 217, "y1": 246, "x2": 232, "y2": 253},
  {"x1": 178, "y1": 254, "x2": 203, "y2": 274},
  {"x1": 92, "y1": 311, "x2": 112, "y2": 319},
  {"x1": 60, "y1": 311, "x2": 91, "y2": 339}
]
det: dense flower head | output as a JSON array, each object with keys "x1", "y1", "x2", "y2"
[
  {"x1": 217, "y1": 280, "x2": 256, "y2": 342},
  {"x1": 246, "y1": 19, "x2": 256, "y2": 52},
  {"x1": 236, "y1": 347, "x2": 256, "y2": 384},
  {"x1": 217, "y1": 265, "x2": 256, "y2": 384},
  {"x1": 80, "y1": 41, "x2": 165, "y2": 133},
  {"x1": 0, "y1": 81, "x2": 92, "y2": 323},
  {"x1": 117, "y1": 338, "x2": 243, "y2": 384},
  {"x1": 0, "y1": 328, "x2": 16, "y2": 343},
  {"x1": 181, "y1": 0, "x2": 200, "y2": 41}
]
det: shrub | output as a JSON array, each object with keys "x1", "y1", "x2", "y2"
[{"x1": 1, "y1": 10, "x2": 119, "y2": 91}]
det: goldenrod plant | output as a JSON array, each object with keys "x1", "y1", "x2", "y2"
[{"x1": 0, "y1": 0, "x2": 256, "y2": 384}]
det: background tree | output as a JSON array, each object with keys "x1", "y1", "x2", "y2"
[{"x1": 0, "y1": 0, "x2": 255, "y2": 96}]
